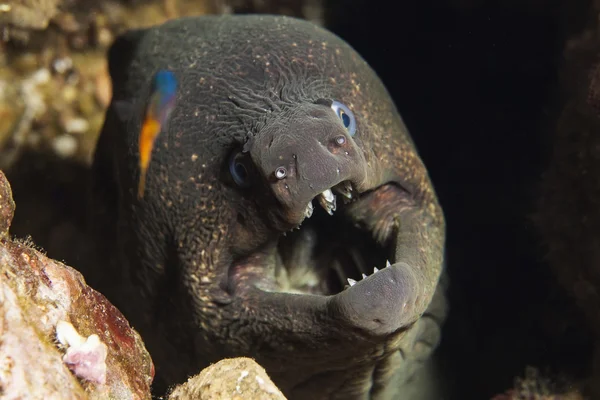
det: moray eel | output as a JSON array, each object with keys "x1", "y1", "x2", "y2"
[{"x1": 91, "y1": 14, "x2": 447, "y2": 400}]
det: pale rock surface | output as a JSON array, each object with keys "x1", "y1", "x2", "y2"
[{"x1": 169, "y1": 357, "x2": 287, "y2": 400}]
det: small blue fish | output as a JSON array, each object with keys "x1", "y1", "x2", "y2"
[{"x1": 138, "y1": 70, "x2": 177, "y2": 199}]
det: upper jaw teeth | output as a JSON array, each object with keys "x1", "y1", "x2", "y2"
[
  {"x1": 346, "y1": 261, "x2": 391, "y2": 288},
  {"x1": 303, "y1": 182, "x2": 355, "y2": 219},
  {"x1": 305, "y1": 201, "x2": 314, "y2": 218},
  {"x1": 335, "y1": 181, "x2": 353, "y2": 200},
  {"x1": 317, "y1": 189, "x2": 336, "y2": 215}
]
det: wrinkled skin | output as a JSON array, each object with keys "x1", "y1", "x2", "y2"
[{"x1": 90, "y1": 15, "x2": 447, "y2": 400}]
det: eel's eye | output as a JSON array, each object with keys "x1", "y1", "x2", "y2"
[
  {"x1": 274, "y1": 167, "x2": 287, "y2": 180},
  {"x1": 331, "y1": 100, "x2": 356, "y2": 136},
  {"x1": 229, "y1": 152, "x2": 252, "y2": 187}
]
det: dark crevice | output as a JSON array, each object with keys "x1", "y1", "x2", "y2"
[{"x1": 324, "y1": 0, "x2": 595, "y2": 398}]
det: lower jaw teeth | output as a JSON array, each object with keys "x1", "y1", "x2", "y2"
[{"x1": 346, "y1": 261, "x2": 390, "y2": 287}]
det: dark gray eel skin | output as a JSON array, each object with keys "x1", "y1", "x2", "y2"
[{"x1": 90, "y1": 14, "x2": 447, "y2": 400}]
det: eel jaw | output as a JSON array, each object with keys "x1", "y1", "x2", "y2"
[{"x1": 230, "y1": 180, "x2": 421, "y2": 339}]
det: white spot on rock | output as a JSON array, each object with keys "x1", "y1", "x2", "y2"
[
  {"x1": 235, "y1": 370, "x2": 249, "y2": 393},
  {"x1": 56, "y1": 321, "x2": 108, "y2": 385}
]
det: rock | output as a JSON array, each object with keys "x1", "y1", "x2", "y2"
[
  {"x1": 0, "y1": 68, "x2": 50, "y2": 170},
  {"x1": 0, "y1": 0, "x2": 62, "y2": 30},
  {"x1": 490, "y1": 367, "x2": 584, "y2": 400},
  {"x1": 0, "y1": 170, "x2": 154, "y2": 399},
  {"x1": 168, "y1": 358, "x2": 286, "y2": 400},
  {"x1": 0, "y1": 172, "x2": 15, "y2": 239},
  {"x1": 0, "y1": 79, "x2": 25, "y2": 153},
  {"x1": 94, "y1": 62, "x2": 112, "y2": 108}
]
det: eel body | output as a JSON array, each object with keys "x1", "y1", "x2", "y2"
[{"x1": 91, "y1": 14, "x2": 447, "y2": 400}]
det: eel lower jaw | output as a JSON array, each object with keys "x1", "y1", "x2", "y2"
[{"x1": 233, "y1": 257, "x2": 419, "y2": 339}]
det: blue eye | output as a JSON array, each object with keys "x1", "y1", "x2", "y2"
[
  {"x1": 229, "y1": 152, "x2": 251, "y2": 187},
  {"x1": 331, "y1": 100, "x2": 356, "y2": 136}
]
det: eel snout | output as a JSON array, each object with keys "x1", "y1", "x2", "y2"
[{"x1": 245, "y1": 103, "x2": 368, "y2": 226}]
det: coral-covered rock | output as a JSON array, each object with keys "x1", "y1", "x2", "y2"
[
  {"x1": 0, "y1": 170, "x2": 15, "y2": 239},
  {"x1": 168, "y1": 358, "x2": 286, "y2": 400},
  {"x1": 491, "y1": 367, "x2": 584, "y2": 400},
  {"x1": 0, "y1": 0, "x2": 62, "y2": 30},
  {"x1": 0, "y1": 170, "x2": 153, "y2": 399}
]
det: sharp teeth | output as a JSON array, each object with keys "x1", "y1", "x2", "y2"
[
  {"x1": 333, "y1": 182, "x2": 353, "y2": 199},
  {"x1": 305, "y1": 201, "x2": 314, "y2": 218},
  {"x1": 317, "y1": 189, "x2": 336, "y2": 215},
  {"x1": 322, "y1": 188, "x2": 334, "y2": 202},
  {"x1": 345, "y1": 261, "x2": 391, "y2": 289},
  {"x1": 342, "y1": 181, "x2": 353, "y2": 198}
]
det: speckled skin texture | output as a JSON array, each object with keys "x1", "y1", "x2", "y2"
[{"x1": 91, "y1": 15, "x2": 446, "y2": 399}]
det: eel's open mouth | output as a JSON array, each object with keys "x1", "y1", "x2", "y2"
[
  {"x1": 229, "y1": 179, "x2": 420, "y2": 337},
  {"x1": 230, "y1": 180, "x2": 399, "y2": 299},
  {"x1": 274, "y1": 181, "x2": 392, "y2": 296}
]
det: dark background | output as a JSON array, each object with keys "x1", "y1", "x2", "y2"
[{"x1": 321, "y1": 1, "x2": 593, "y2": 398}]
